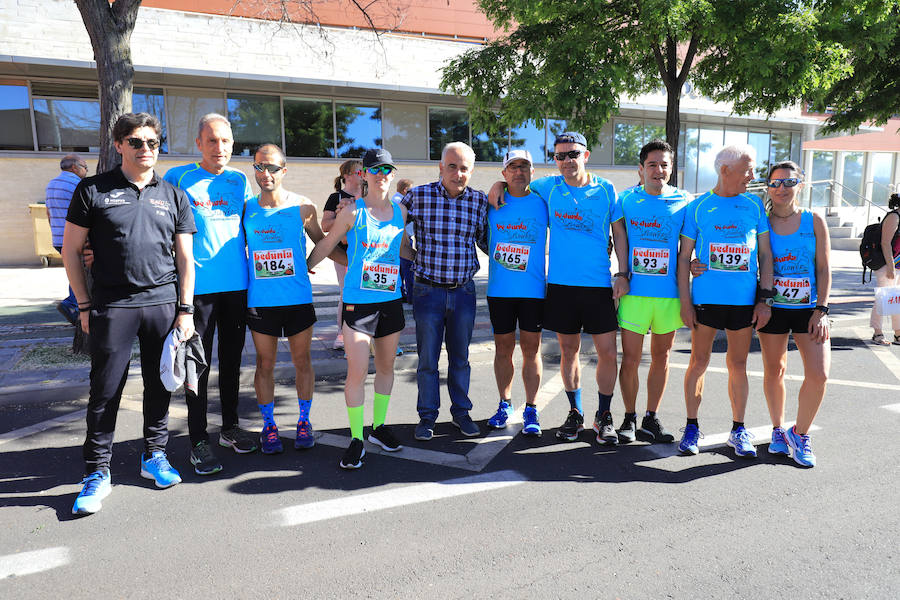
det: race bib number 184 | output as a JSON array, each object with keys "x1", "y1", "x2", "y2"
[{"x1": 254, "y1": 248, "x2": 295, "y2": 279}]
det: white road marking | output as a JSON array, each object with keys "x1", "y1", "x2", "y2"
[
  {"x1": 854, "y1": 327, "x2": 900, "y2": 384},
  {"x1": 668, "y1": 362, "x2": 900, "y2": 391},
  {"x1": 275, "y1": 469, "x2": 527, "y2": 526},
  {"x1": 881, "y1": 403, "x2": 900, "y2": 414},
  {"x1": 0, "y1": 547, "x2": 70, "y2": 579},
  {"x1": 0, "y1": 409, "x2": 86, "y2": 447},
  {"x1": 315, "y1": 431, "x2": 482, "y2": 472}
]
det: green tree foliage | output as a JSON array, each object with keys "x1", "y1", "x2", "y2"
[{"x1": 441, "y1": 0, "x2": 850, "y2": 183}]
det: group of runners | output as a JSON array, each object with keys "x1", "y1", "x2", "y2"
[{"x1": 63, "y1": 111, "x2": 830, "y2": 517}]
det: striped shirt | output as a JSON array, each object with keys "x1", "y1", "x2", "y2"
[
  {"x1": 45, "y1": 170, "x2": 82, "y2": 247},
  {"x1": 401, "y1": 180, "x2": 488, "y2": 285}
]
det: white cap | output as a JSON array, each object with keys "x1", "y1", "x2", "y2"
[{"x1": 503, "y1": 149, "x2": 533, "y2": 168}]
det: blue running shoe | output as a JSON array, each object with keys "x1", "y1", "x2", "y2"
[
  {"x1": 140, "y1": 451, "x2": 182, "y2": 488},
  {"x1": 727, "y1": 426, "x2": 757, "y2": 458},
  {"x1": 678, "y1": 423, "x2": 702, "y2": 455},
  {"x1": 294, "y1": 420, "x2": 315, "y2": 450},
  {"x1": 72, "y1": 470, "x2": 111, "y2": 515},
  {"x1": 785, "y1": 426, "x2": 816, "y2": 467},
  {"x1": 487, "y1": 401, "x2": 514, "y2": 429},
  {"x1": 768, "y1": 427, "x2": 789, "y2": 456},
  {"x1": 522, "y1": 405, "x2": 541, "y2": 437},
  {"x1": 260, "y1": 424, "x2": 284, "y2": 454}
]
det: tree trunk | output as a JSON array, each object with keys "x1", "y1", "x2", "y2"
[{"x1": 665, "y1": 91, "x2": 681, "y2": 189}]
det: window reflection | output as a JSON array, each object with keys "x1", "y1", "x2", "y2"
[
  {"x1": 810, "y1": 151, "x2": 833, "y2": 207},
  {"x1": 747, "y1": 132, "x2": 770, "y2": 178},
  {"x1": 871, "y1": 152, "x2": 894, "y2": 201},
  {"x1": 383, "y1": 102, "x2": 426, "y2": 160},
  {"x1": 0, "y1": 84, "x2": 34, "y2": 150},
  {"x1": 697, "y1": 128, "x2": 723, "y2": 192},
  {"x1": 545, "y1": 119, "x2": 568, "y2": 163},
  {"x1": 284, "y1": 98, "x2": 334, "y2": 158},
  {"x1": 842, "y1": 152, "x2": 865, "y2": 205},
  {"x1": 472, "y1": 124, "x2": 508, "y2": 162},
  {"x1": 227, "y1": 93, "x2": 281, "y2": 156},
  {"x1": 508, "y1": 119, "x2": 545, "y2": 164},
  {"x1": 428, "y1": 107, "x2": 468, "y2": 160},
  {"x1": 337, "y1": 102, "x2": 381, "y2": 158},
  {"x1": 133, "y1": 87, "x2": 168, "y2": 153},
  {"x1": 33, "y1": 98, "x2": 100, "y2": 152},
  {"x1": 165, "y1": 90, "x2": 226, "y2": 154}
]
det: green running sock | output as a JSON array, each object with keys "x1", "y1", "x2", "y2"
[
  {"x1": 373, "y1": 392, "x2": 391, "y2": 428},
  {"x1": 347, "y1": 405, "x2": 364, "y2": 440}
]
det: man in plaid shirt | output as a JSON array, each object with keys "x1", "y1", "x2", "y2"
[{"x1": 400, "y1": 142, "x2": 488, "y2": 441}]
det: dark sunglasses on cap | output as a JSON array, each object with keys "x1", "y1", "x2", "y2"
[
  {"x1": 253, "y1": 163, "x2": 284, "y2": 174},
  {"x1": 125, "y1": 137, "x2": 161, "y2": 150},
  {"x1": 365, "y1": 166, "x2": 395, "y2": 175},
  {"x1": 553, "y1": 150, "x2": 583, "y2": 161},
  {"x1": 767, "y1": 177, "x2": 801, "y2": 188}
]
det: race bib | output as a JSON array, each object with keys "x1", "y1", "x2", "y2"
[
  {"x1": 253, "y1": 248, "x2": 295, "y2": 279},
  {"x1": 632, "y1": 247, "x2": 670, "y2": 276},
  {"x1": 361, "y1": 261, "x2": 399, "y2": 293},
  {"x1": 493, "y1": 242, "x2": 531, "y2": 272},
  {"x1": 774, "y1": 276, "x2": 812, "y2": 305},
  {"x1": 709, "y1": 243, "x2": 751, "y2": 272}
]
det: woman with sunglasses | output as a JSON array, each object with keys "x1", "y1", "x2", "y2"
[
  {"x1": 322, "y1": 159, "x2": 364, "y2": 350},
  {"x1": 869, "y1": 193, "x2": 900, "y2": 345},
  {"x1": 757, "y1": 161, "x2": 830, "y2": 467},
  {"x1": 307, "y1": 148, "x2": 408, "y2": 469}
]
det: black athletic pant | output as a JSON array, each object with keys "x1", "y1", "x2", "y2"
[
  {"x1": 185, "y1": 290, "x2": 247, "y2": 444},
  {"x1": 83, "y1": 303, "x2": 175, "y2": 474}
]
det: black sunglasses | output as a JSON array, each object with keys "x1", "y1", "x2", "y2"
[
  {"x1": 553, "y1": 150, "x2": 583, "y2": 161},
  {"x1": 767, "y1": 177, "x2": 801, "y2": 188},
  {"x1": 125, "y1": 137, "x2": 161, "y2": 150},
  {"x1": 253, "y1": 163, "x2": 284, "y2": 174}
]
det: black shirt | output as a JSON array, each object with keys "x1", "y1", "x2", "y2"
[
  {"x1": 67, "y1": 167, "x2": 196, "y2": 307},
  {"x1": 324, "y1": 190, "x2": 354, "y2": 251}
]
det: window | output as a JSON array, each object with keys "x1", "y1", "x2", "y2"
[
  {"x1": 871, "y1": 152, "x2": 895, "y2": 202},
  {"x1": 545, "y1": 119, "x2": 569, "y2": 163},
  {"x1": 472, "y1": 125, "x2": 508, "y2": 162},
  {"x1": 613, "y1": 119, "x2": 666, "y2": 166},
  {"x1": 842, "y1": 152, "x2": 865, "y2": 205},
  {"x1": 0, "y1": 83, "x2": 34, "y2": 150},
  {"x1": 508, "y1": 119, "x2": 546, "y2": 164},
  {"x1": 748, "y1": 132, "x2": 770, "y2": 178},
  {"x1": 33, "y1": 98, "x2": 100, "y2": 152},
  {"x1": 697, "y1": 128, "x2": 724, "y2": 192},
  {"x1": 770, "y1": 131, "x2": 792, "y2": 166},
  {"x1": 682, "y1": 126, "x2": 699, "y2": 192},
  {"x1": 227, "y1": 93, "x2": 281, "y2": 157},
  {"x1": 283, "y1": 98, "x2": 334, "y2": 158},
  {"x1": 133, "y1": 87, "x2": 168, "y2": 153},
  {"x1": 336, "y1": 102, "x2": 381, "y2": 158},
  {"x1": 166, "y1": 90, "x2": 226, "y2": 154},
  {"x1": 790, "y1": 132, "x2": 802, "y2": 164},
  {"x1": 383, "y1": 102, "x2": 426, "y2": 160},
  {"x1": 429, "y1": 107, "x2": 468, "y2": 161},
  {"x1": 724, "y1": 129, "x2": 747, "y2": 147},
  {"x1": 810, "y1": 151, "x2": 833, "y2": 207}
]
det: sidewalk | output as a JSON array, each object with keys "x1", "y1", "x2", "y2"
[{"x1": 0, "y1": 249, "x2": 877, "y2": 397}]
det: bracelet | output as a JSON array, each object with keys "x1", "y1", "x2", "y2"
[
  {"x1": 614, "y1": 271, "x2": 631, "y2": 281},
  {"x1": 813, "y1": 305, "x2": 830, "y2": 315},
  {"x1": 78, "y1": 305, "x2": 91, "y2": 311}
]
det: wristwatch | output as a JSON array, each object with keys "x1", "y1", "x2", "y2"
[
  {"x1": 813, "y1": 305, "x2": 830, "y2": 315},
  {"x1": 761, "y1": 297, "x2": 774, "y2": 307},
  {"x1": 614, "y1": 271, "x2": 631, "y2": 281},
  {"x1": 177, "y1": 303, "x2": 194, "y2": 314}
]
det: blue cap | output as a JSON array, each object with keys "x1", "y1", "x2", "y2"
[{"x1": 554, "y1": 131, "x2": 587, "y2": 148}]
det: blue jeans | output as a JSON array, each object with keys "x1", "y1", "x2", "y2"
[
  {"x1": 412, "y1": 279, "x2": 476, "y2": 423},
  {"x1": 54, "y1": 246, "x2": 77, "y2": 310}
]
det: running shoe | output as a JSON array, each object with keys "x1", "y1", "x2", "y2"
[
  {"x1": 593, "y1": 411, "x2": 618, "y2": 446},
  {"x1": 556, "y1": 409, "x2": 584, "y2": 441},
  {"x1": 219, "y1": 426, "x2": 259, "y2": 454},
  {"x1": 678, "y1": 423, "x2": 702, "y2": 455},
  {"x1": 72, "y1": 470, "x2": 111, "y2": 515},
  {"x1": 452, "y1": 414, "x2": 481, "y2": 437},
  {"x1": 369, "y1": 424, "x2": 403, "y2": 452},
  {"x1": 190, "y1": 440, "x2": 223, "y2": 475},
  {"x1": 522, "y1": 405, "x2": 541, "y2": 437},
  {"x1": 785, "y1": 426, "x2": 816, "y2": 467},
  {"x1": 616, "y1": 414, "x2": 637, "y2": 444},
  {"x1": 414, "y1": 419, "x2": 434, "y2": 441},
  {"x1": 727, "y1": 426, "x2": 757, "y2": 458},
  {"x1": 637, "y1": 414, "x2": 676, "y2": 443},
  {"x1": 340, "y1": 438, "x2": 366, "y2": 469},
  {"x1": 768, "y1": 427, "x2": 789, "y2": 456},
  {"x1": 294, "y1": 420, "x2": 315, "y2": 450},
  {"x1": 140, "y1": 451, "x2": 182, "y2": 488},
  {"x1": 259, "y1": 424, "x2": 283, "y2": 454},
  {"x1": 487, "y1": 401, "x2": 514, "y2": 429}
]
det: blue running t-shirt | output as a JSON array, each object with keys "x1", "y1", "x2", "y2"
[
  {"x1": 612, "y1": 184, "x2": 690, "y2": 298},
  {"x1": 344, "y1": 199, "x2": 405, "y2": 305},
  {"x1": 163, "y1": 163, "x2": 251, "y2": 295},
  {"x1": 682, "y1": 191, "x2": 769, "y2": 305},
  {"x1": 530, "y1": 174, "x2": 617, "y2": 288},
  {"x1": 770, "y1": 210, "x2": 817, "y2": 309},
  {"x1": 487, "y1": 191, "x2": 548, "y2": 299}
]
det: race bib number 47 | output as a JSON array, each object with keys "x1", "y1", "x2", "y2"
[
  {"x1": 632, "y1": 247, "x2": 669, "y2": 276},
  {"x1": 709, "y1": 243, "x2": 751, "y2": 272},
  {"x1": 774, "y1": 277, "x2": 811, "y2": 305},
  {"x1": 494, "y1": 242, "x2": 530, "y2": 272},
  {"x1": 361, "y1": 261, "x2": 399, "y2": 292},
  {"x1": 254, "y1": 248, "x2": 295, "y2": 278}
]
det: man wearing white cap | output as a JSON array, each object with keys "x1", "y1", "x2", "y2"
[{"x1": 484, "y1": 150, "x2": 549, "y2": 436}]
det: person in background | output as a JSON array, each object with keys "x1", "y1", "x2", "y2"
[
  {"x1": 46, "y1": 154, "x2": 88, "y2": 325},
  {"x1": 392, "y1": 178, "x2": 415, "y2": 304},
  {"x1": 870, "y1": 193, "x2": 900, "y2": 345}
]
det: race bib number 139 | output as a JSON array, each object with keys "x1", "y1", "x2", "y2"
[{"x1": 709, "y1": 243, "x2": 751, "y2": 272}]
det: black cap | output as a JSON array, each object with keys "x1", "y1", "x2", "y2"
[
  {"x1": 553, "y1": 131, "x2": 587, "y2": 148},
  {"x1": 362, "y1": 148, "x2": 395, "y2": 169}
]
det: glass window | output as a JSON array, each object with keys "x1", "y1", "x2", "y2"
[
  {"x1": 770, "y1": 131, "x2": 792, "y2": 166},
  {"x1": 33, "y1": 98, "x2": 100, "y2": 152},
  {"x1": 697, "y1": 127, "x2": 724, "y2": 192},
  {"x1": 871, "y1": 152, "x2": 895, "y2": 202},
  {"x1": 0, "y1": 84, "x2": 34, "y2": 150},
  {"x1": 588, "y1": 120, "x2": 613, "y2": 166},
  {"x1": 613, "y1": 119, "x2": 643, "y2": 166},
  {"x1": 166, "y1": 90, "x2": 226, "y2": 154},
  {"x1": 546, "y1": 119, "x2": 569, "y2": 163},
  {"x1": 428, "y1": 107, "x2": 468, "y2": 161},
  {"x1": 227, "y1": 93, "x2": 281, "y2": 157},
  {"x1": 682, "y1": 126, "x2": 699, "y2": 193},
  {"x1": 790, "y1": 132, "x2": 802, "y2": 164},
  {"x1": 336, "y1": 102, "x2": 381, "y2": 158},
  {"x1": 810, "y1": 150, "x2": 833, "y2": 207},
  {"x1": 133, "y1": 87, "x2": 168, "y2": 153},
  {"x1": 383, "y1": 102, "x2": 426, "y2": 160},
  {"x1": 284, "y1": 98, "x2": 334, "y2": 158},
  {"x1": 472, "y1": 125, "x2": 508, "y2": 162},
  {"x1": 644, "y1": 122, "x2": 665, "y2": 145},
  {"x1": 842, "y1": 151, "x2": 865, "y2": 205},
  {"x1": 724, "y1": 129, "x2": 747, "y2": 147},
  {"x1": 748, "y1": 131, "x2": 770, "y2": 178},
  {"x1": 509, "y1": 119, "x2": 546, "y2": 164}
]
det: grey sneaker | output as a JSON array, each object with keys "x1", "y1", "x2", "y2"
[
  {"x1": 219, "y1": 426, "x2": 259, "y2": 454},
  {"x1": 593, "y1": 411, "x2": 618, "y2": 446},
  {"x1": 190, "y1": 440, "x2": 223, "y2": 476},
  {"x1": 451, "y1": 414, "x2": 481, "y2": 437}
]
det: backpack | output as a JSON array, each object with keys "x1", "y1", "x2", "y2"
[{"x1": 860, "y1": 210, "x2": 899, "y2": 283}]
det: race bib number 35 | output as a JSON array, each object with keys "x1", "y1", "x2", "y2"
[
  {"x1": 254, "y1": 248, "x2": 295, "y2": 279},
  {"x1": 494, "y1": 242, "x2": 531, "y2": 272},
  {"x1": 632, "y1": 247, "x2": 670, "y2": 276},
  {"x1": 774, "y1": 276, "x2": 811, "y2": 305},
  {"x1": 709, "y1": 243, "x2": 751, "y2": 272},
  {"x1": 361, "y1": 261, "x2": 399, "y2": 292}
]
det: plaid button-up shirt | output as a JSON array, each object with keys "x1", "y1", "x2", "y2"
[{"x1": 401, "y1": 180, "x2": 488, "y2": 285}]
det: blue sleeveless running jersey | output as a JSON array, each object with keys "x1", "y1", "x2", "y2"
[
  {"x1": 530, "y1": 174, "x2": 617, "y2": 288},
  {"x1": 243, "y1": 193, "x2": 312, "y2": 308},
  {"x1": 343, "y1": 199, "x2": 405, "y2": 304},
  {"x1": 769, "y1": 210, "x2": 818, "y2": 309},
  {"x1": 682, "y1": 191, "x2": 769, "y2": 305},
  {"x1": 486, "y1": 190, "x2": 548, "y2": 298},
  {"x1": 163, "y1": 163, "x2": 251, "y2": 295},
  {"x1": 612, "y1": 184, "x2": 691, "y2": 298}
]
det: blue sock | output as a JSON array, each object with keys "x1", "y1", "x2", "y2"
[
  {"x1": 259, "y1": 402, "x2": 276, "y2": 429},
  {"x1": 566, "y1": 389, "x2": 582, "y2": 414},
  {"x1": 298, "y1": 398, "x2": 312, "y2": 423},
  {"x1": 598, "y1": 392, "x2": 612, "y2": 415}
]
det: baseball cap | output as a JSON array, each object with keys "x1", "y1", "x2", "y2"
[
  {"x1": 362, "y1": 148, "x2": 395, "y2": 169},
  {"x1": 554, "y1": 131, "x2": 587, "y2": 148},
  {"x1": 503, "y1": 149, "x2": 533, "y2": 168}
]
